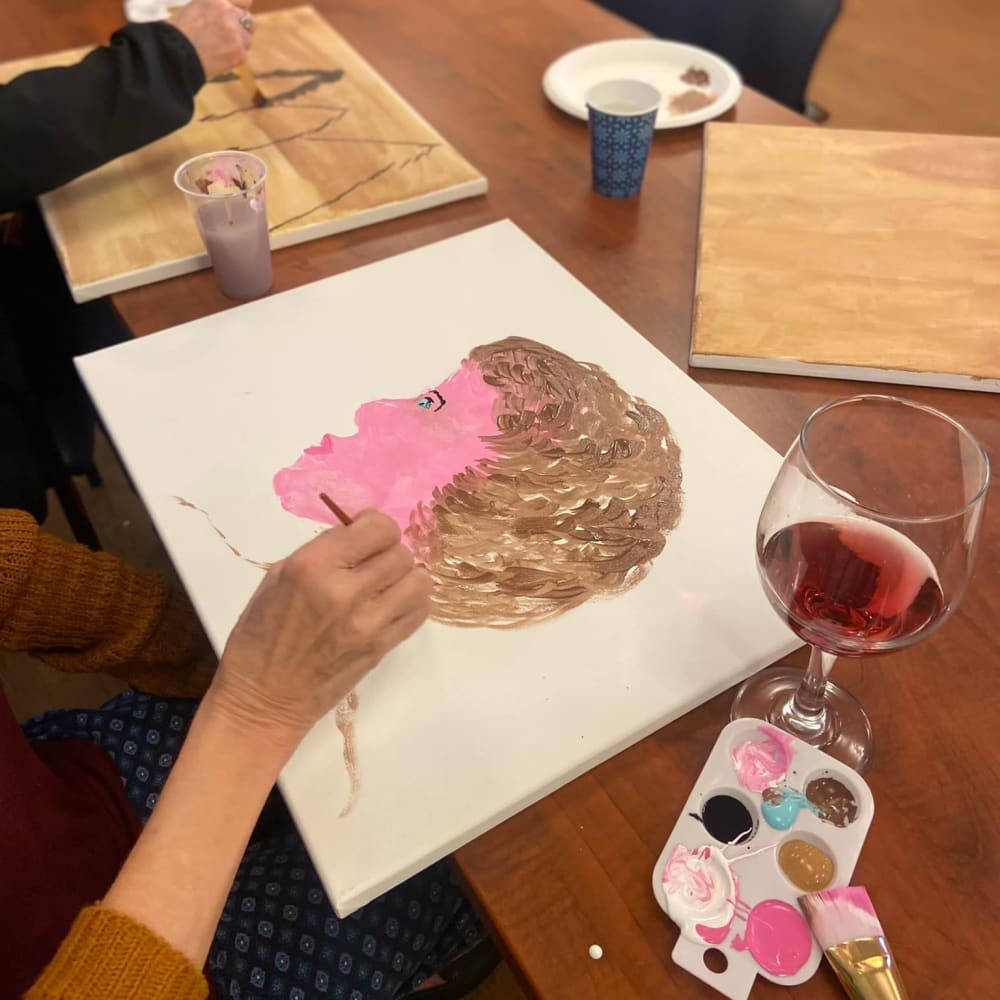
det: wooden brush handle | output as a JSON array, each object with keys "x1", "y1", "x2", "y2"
[{"x1": 234, "y1": 64, "x2": 265, "y2": 106}]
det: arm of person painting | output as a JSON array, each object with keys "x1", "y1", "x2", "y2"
[
  {"x1": 0, "y1": 508, "x2": 214, "y2": 698},
  {"x1": 0, "y1": 0, "x2": 252, "y2": 210},
  {"x1": 28, "y1": 512, "x2": 431, "y2": 996}
]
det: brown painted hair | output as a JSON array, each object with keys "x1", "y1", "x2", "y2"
[{"x1": 406, "y1": 337, "x2": 683, "y2": 627}]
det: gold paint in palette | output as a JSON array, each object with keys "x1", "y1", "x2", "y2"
[
  {"x1": 778, "y1": 839, "x2": 835, "y2": 892},
  {"x1": 652, "y1": 719, "x2": 874, "y2": 1000}
]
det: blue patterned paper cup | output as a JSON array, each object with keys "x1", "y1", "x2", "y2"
[{"x1": 586, "y1": 80, "x2": 661, "y2": 199}]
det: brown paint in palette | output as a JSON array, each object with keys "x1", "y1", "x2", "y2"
[{"x1": 806, "y1": 777, "x2": 859, "y2": 828}]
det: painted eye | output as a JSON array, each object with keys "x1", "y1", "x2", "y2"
[{"x1": 417, "y1": 390, "x2": 446, "y2": 411}]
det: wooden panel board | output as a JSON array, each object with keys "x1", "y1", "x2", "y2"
[
  {"x1": 690, "y1": 123, "x2": 1000, "y2": 392},
  {"x1": 0, "y1": 5, "x2": 486, "y2": 302}
]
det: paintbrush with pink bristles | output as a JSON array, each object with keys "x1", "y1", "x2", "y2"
[{"x1": 799, "y1": 886, "x2": 910, "y2": 1000}]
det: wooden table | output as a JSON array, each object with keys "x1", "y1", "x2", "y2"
[{"x1": 6, "y1": 1, "x2": 998, "y2": 996}]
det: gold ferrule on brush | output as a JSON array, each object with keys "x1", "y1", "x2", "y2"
[{"x1": 824, "y1": 937, "x2": 910, "y2": 1000}]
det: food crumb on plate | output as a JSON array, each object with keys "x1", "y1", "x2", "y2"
[
  {"x1": 669, "y1": 89, "x2": 716, "y2": 115},
  {"x1": 681, "y1": 65, "x2": 711, "y2": 86}
]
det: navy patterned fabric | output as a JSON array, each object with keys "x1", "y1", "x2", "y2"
[
  {"x1": 22, "y1": 690, "x2": 483, "y2": 999},
  {"x1": 21, "y1": 690, "x2": 188, "y2": 823}
]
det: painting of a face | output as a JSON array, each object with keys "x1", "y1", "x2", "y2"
[
  {"x1": 274, "y1": 337, "x2": 683, "y2": 627},
  {"x1": 273, "y1": 361, "x2": 500, "y2": 530}
]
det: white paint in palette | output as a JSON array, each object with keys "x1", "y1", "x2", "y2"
[
  {"x1": 77, "y1": 220, "x2": 799, "y2": 916},
  {"x1": 652, "y1": 719, "x2": 874, "y2": 1000}
]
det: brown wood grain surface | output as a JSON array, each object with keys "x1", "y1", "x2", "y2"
[
  {"x1": 692, "y1": 122, "x2": 1000, "y2": 389},
  {"x1": 809, "y1": 0, "x2": 1000, "y2": 139},
  {"x1": 4, "y1": 1, "x2": 997, "y2": 997}
]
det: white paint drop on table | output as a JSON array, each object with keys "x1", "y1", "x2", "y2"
[{"x1": 589, "y1": 944, "x2": 603, "y2": 960}]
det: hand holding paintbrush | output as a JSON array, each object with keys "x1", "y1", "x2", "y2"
[
  {"x1": 235, "y1": 63, "x2": 268, "y2": 108},
  {"x1": 229, "y1": 0, "x2": 268, "y2": 110},
  {"x1": 170, "y1": 0, "x2": 263, "y2": 99}
]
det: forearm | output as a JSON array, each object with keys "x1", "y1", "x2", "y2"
[
  {"x1": 0, "y1": 22, "x2": 204, "y2": 209},
  {"x1": 102, "y1": 687, "x2": 303, "y2": 966},
  {"x1": 0, "y1": 509, "x2": 209, "y2": 689}
]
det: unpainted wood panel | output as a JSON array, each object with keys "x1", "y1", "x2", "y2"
[{"x1": 692, "y1": 123, "x2": 1000, "y2": 384}]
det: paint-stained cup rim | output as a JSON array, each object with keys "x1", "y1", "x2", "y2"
[
  {"x1": 586, "y1": 79, "x2": 662, "y2": 117},
  {"x1": 174, "y1": 150, "x2": 268, "y2": 200}
]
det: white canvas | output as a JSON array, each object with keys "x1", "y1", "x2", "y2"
[{"x1": 77, "y1": 220, "x2": 798, "y2": 915}]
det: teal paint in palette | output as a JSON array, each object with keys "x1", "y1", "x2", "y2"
[
  {"x1": 651, "y1": 719, "x2": 874, "y2": 999},
  {"x1": 760, "y1": 788, "x2": 818, "y2": 830}
]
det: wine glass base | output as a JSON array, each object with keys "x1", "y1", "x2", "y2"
[{"x1": 730, "y1": 667, "x2": 873, "y2": 772}]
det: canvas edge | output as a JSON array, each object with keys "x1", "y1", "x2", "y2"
[
  {"x1": 73, "y1": 352, "x2": 239, "y2": 657},
  {"x1": 689, "y1": 352, "x2": 1000, "y2": 394},
  {"x1": 282, "y1": 639, "x2": 800, "y2": 917},
  {"x1": 55, "y1": 177, "x2": 487, "y2": 303},
  {"x1": 64, "y1": 250, "x2": 211, "y2": 304},
  {"x1": 688, "y1": 124, "x2": 716, "y2": 362}
]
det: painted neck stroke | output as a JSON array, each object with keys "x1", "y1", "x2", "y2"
[{"x1": 274, "y1": 336, "x2": 684, "y2": 628}]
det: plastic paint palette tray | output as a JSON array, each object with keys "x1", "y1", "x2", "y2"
[{"x1": 651, "y1": 718, "x2": 874, "y2": 999}]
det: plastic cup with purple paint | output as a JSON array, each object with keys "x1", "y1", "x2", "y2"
[{"x1": 174, "y1": 150, "x2": 273, "y2": 300}]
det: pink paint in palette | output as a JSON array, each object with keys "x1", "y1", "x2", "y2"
[{"x1": 650, "y1": 719, "x2": 874, "y2": 999}]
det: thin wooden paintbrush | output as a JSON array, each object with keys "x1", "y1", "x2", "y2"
[
  {"x1": 319, "y1": 492, "x2": 354, "y2": 526},
  {"x1": 235, "y1": 64, "x2": 268, "y2": 108}
]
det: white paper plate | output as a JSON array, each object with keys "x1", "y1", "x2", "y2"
[{"x1": 543, "y1": 38, "x2": 742, "y2": 130}]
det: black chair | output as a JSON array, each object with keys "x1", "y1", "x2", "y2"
[
  {"x1": 21, "y1": 297, "x2": 133, "y2": 551},
  {"x1": 1, "y1": 208, "x2": 132, "y2": 549},
  {"x1": 0, "y1": 353, "x2": 102, "y2": 550},
  {"x1": 593, "y1": 0, "x2": 843, "y2": 117}
]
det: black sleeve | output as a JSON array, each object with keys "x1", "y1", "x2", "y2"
[{"x1": 0, "y1": 22, "x2": 206, "y2": 211}]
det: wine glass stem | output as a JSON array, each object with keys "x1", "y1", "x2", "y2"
[{"x1": 782, "y1": 646, "x2": 837, "y2": 739}]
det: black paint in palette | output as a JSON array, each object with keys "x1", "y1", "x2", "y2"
[{"x1": 690, "y1": 793, "x2": 757, "y2": 846}]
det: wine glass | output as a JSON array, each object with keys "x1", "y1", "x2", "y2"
[{"x1": 731, "y1": 395, "x2": 990, "y2": 771}]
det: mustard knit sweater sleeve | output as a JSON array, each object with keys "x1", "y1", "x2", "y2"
[
  {"x1": 25, "y1": 906, "x2": 208, "y2": 1000},
  {"x1": 0, "y1": 509, "x2": 214, "y2": 698}
]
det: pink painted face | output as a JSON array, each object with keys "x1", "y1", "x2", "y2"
[{"x1": 273, "y1": 360, "x2": 500, "y2": 532}]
